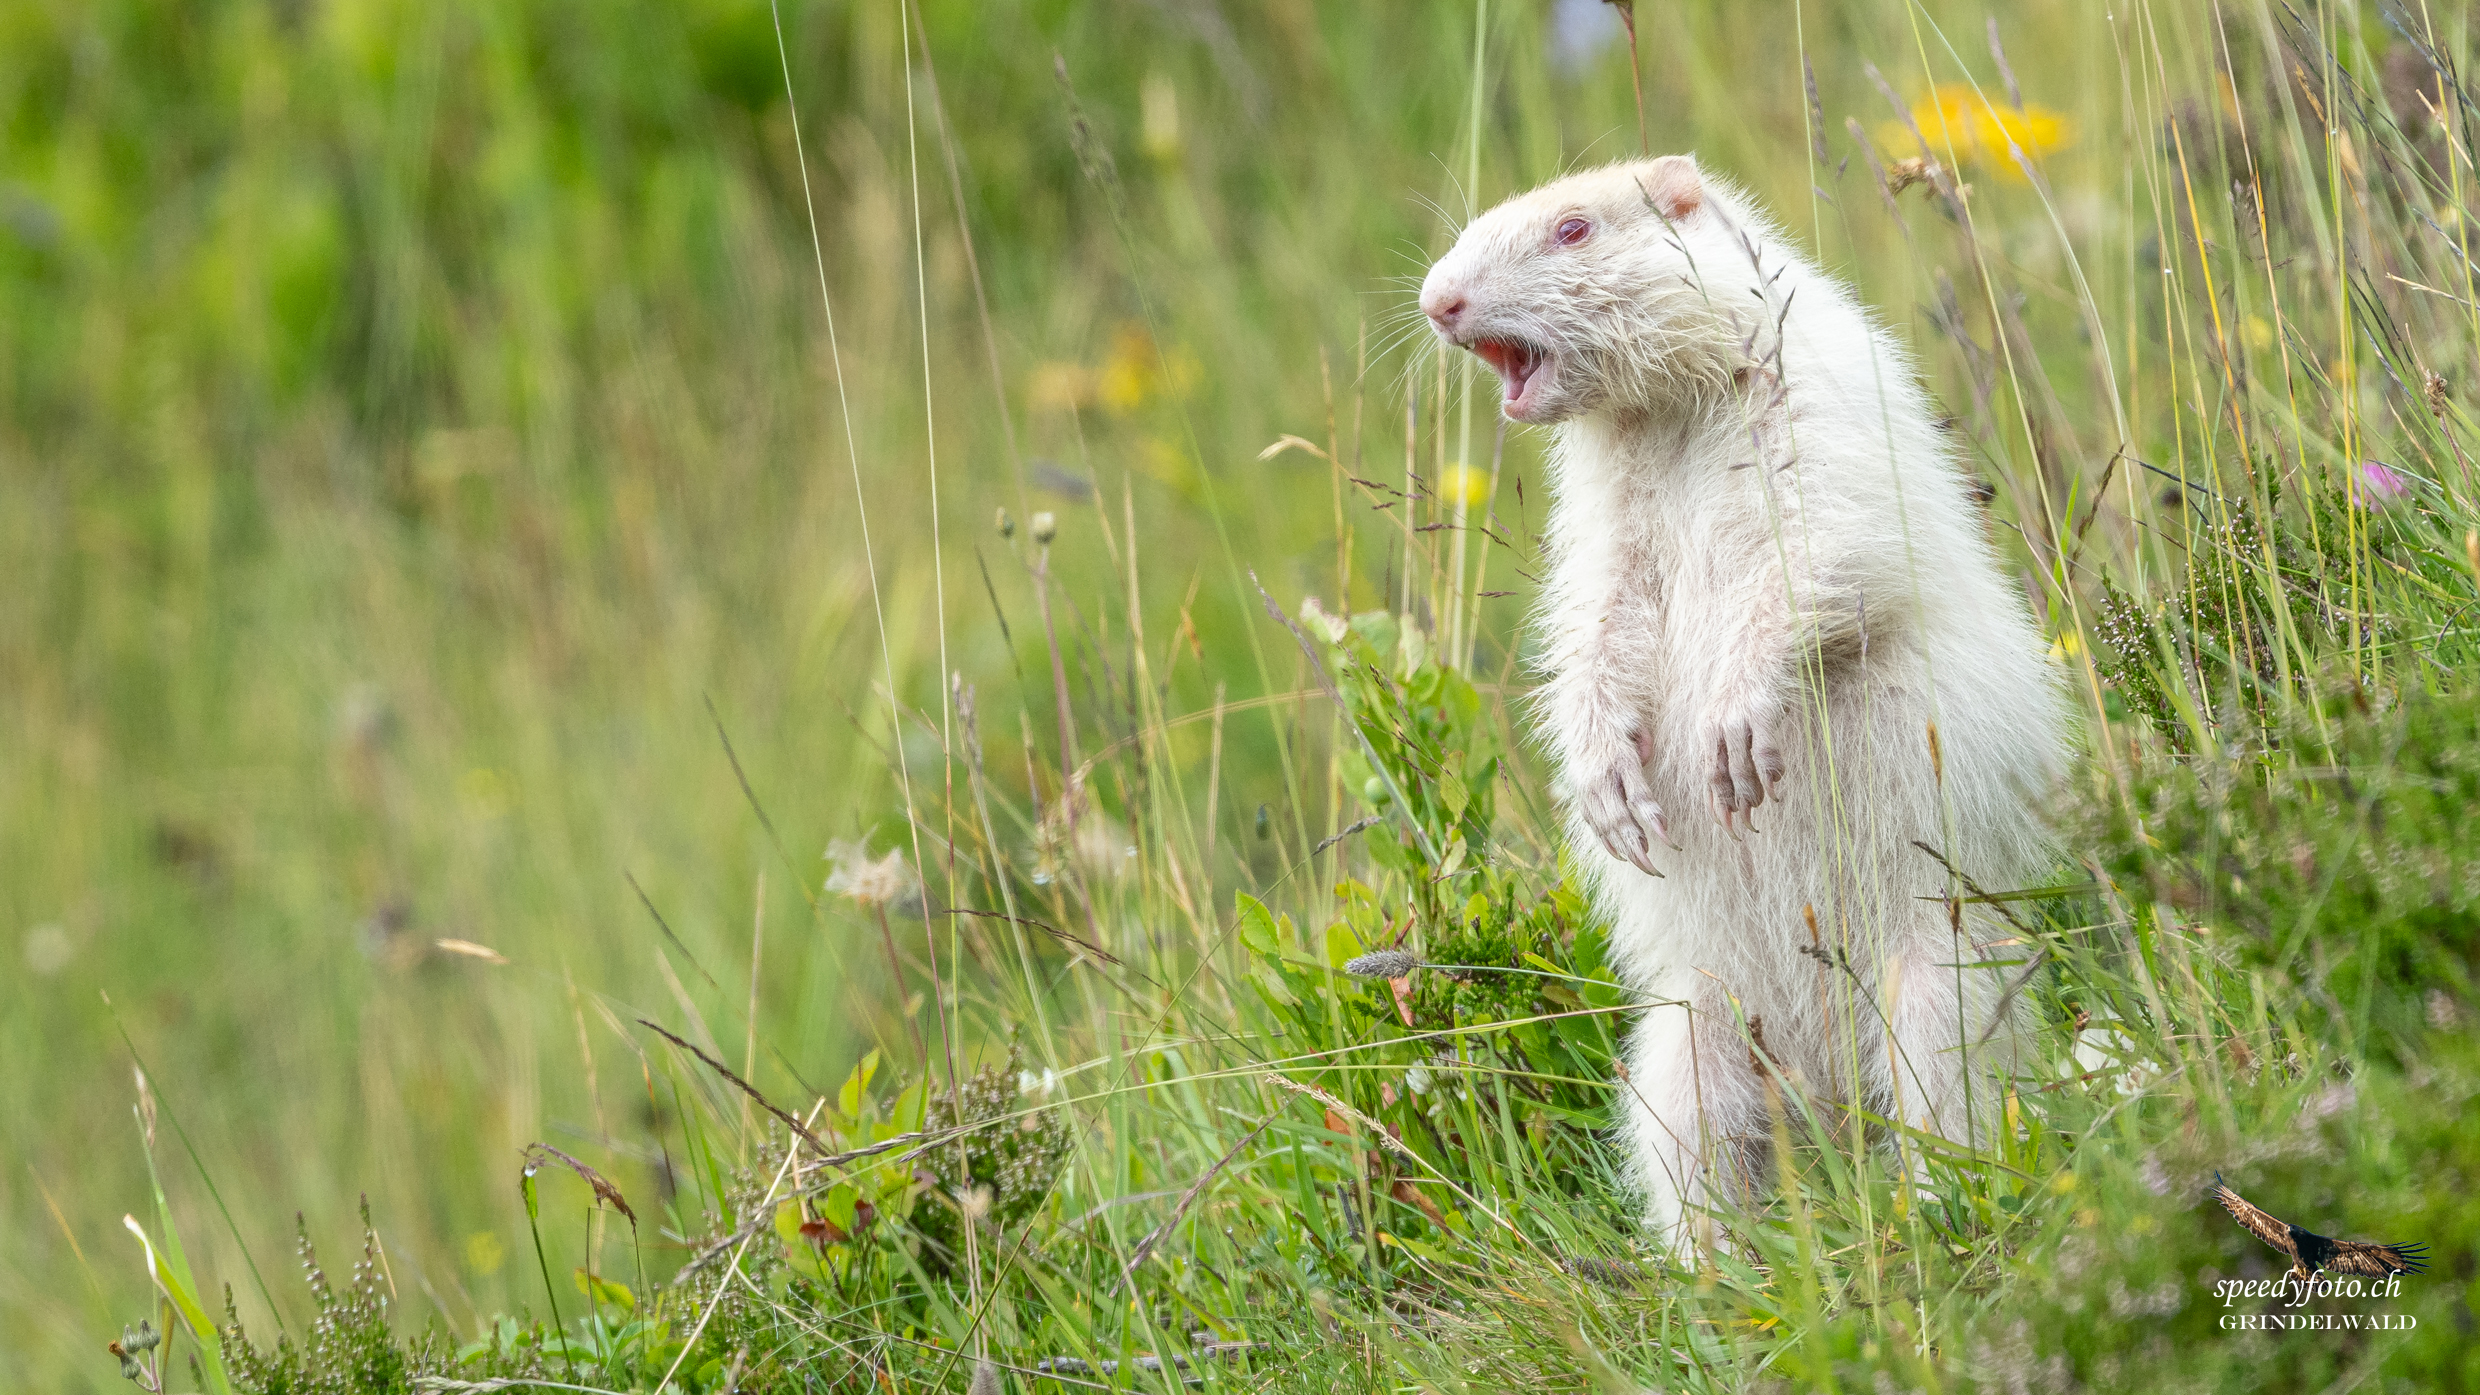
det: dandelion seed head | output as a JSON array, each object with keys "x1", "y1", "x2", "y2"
[{"x1": 825, "y1": 840, "x2": 913, "y2": 909}]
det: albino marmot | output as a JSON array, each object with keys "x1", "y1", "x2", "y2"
[{"x1": 1419, "y1": 156, "x2": 2070, "y2": 1247}]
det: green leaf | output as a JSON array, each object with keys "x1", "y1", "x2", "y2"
[
  {"x1": 1437, "y1": 754, "x2": 1470, "y2": 821},
  {"x1": 122, "y1": 1214, "x2": 233, "y2": 1395},
  {"x1": 1235, "y1": 892, "x2": 1282, "y2": 956},
  {"x1": 573, "y1": 1267, "x2": 635, "y2": 1310},
  {"x1": 1323, "y1": 918, "x2": 1368, "y2": 968},
  {"x1": 838, "y1": 1049, "x2": 882, "y2": 1119},
  {"x1": 1250, "y1": 962, "x2": 1299, "y2": 1008},
  {"x1": 1378, "y1": 1229, "x2": 1450, "y2": 1264}
]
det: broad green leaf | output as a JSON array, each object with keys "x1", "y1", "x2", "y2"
[
  {"x1": 573, "y1": 1268, "x2": 635, "y2": 1311},
  {"x1": 1235, "y1": 892, "x2": 1283, "y2": 956},
  {"x1": 838, "y1": 1049, "x2": 881, "y2": 1119}
]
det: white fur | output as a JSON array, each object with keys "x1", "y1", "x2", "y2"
[{"x1": 1420, "y1": 158, "x2": 2071, "y2": 1248}]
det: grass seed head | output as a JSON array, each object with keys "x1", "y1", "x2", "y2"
[{"x1": 1344, "y1": 949, "x2": 1420, "y2": 980}]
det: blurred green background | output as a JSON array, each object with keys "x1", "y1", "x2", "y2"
[{"x1": 3, "y1": 0, "x2": 2137, "y2": 1384}]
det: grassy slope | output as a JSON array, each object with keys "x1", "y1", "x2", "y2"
[{"x1": 4, "y1": 0, "x2": 2475, "y2": 1390}]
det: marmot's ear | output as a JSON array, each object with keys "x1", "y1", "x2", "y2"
[{"x1": 1642, "y1": 155, "x2": 1703, "y2": 221}]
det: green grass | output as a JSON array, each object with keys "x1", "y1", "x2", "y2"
[{"x1": 6, "y1": 0, "x2": 2477, "y2": 1390}]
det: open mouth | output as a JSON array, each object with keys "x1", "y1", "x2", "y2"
[{"x1": 1469, "y1": 336, "x2": 1548, "y2": 413}]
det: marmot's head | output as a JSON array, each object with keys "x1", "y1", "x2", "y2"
[{"x1": 1420, "y1": 155, "x2": 1742, "y2": 424}]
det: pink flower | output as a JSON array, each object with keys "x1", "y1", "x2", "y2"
[{"x1": 2357, "y1": 460, "x2": 2411, "y2": 504}]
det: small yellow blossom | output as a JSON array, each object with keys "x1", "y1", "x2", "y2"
[
  {"x1": 1437, "y1": 462, "x2": 1493, "y2": 510},
  {"x1": 1139, "y1": 434, "x2": 1199, "y2": 494},
  {"x1": 1096, "y1": 335, "x2": 1152, "y2": 414},
  {"x1": 1098, "y1": 324, "x2": 1197, "y2": 416},
  {"x1": 1878, "y1": 84, "x2": 2073, "y2": 181},
  {"x1": 1034, "y1": 324, "x2": 1199, "y2": 418}
]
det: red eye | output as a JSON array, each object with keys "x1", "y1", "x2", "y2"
[{"x1": 1556, "y1": 217, "x2": 1592, "y2": 246}]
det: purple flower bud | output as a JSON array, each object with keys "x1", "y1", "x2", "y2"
[{"x1": 2357, "y1": 460, "x2": 2411, "y2": 504}]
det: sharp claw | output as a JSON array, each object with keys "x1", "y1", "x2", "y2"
[
  {"x1": 1646, "y1": 809, "x2": 1677, "y2": 851},
  {"x1": 1711, "y1": 791, "x2": 1741, "y2": 839},
  {"x1": 1631, "y1": 835, "x2": 1663, "y2": 877}
]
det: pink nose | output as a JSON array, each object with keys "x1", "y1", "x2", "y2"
[{"x1": 1423, "y1": 288, "x2": 1468, "y2": 331}]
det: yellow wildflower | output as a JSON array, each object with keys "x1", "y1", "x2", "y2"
[
  {"x1": 1879, "y1": 84, "x2": 2072, "y2": 181},
  {"x1": 464, "y1": 1231, "x2": 505, "y2": 1277},
  {"x1": 1097, "y1": 323, "x2": 1197, "y2": 416},
  {"x1": 1035, "y1": 324, "x2": 1199, "y2": 418},
  {"x1": 1437, "y1": 462, "x2": 1493, "y2": 510}
]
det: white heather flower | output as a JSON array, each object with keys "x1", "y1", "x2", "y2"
[
  {"x1": 2427, "y1": 989, "x2": 2460, "y2": 1031},
  {"x1": 2139, "y1": 1153, "x2": 2171, "y2": 1197},
  {"x1": 2299, "y1": 1080, "x2": 2356, "y2": 1123}
]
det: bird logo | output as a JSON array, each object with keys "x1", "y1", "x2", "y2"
[{"x1": 2209, "y1": 1173, "x2": 2428, "y2": 1283}]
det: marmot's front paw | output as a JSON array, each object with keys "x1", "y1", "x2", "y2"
[
  {"x1": 1579, "y1": 733, "x2": 1671, "y2": 876},
  {"x1": 1701, "y1": 705, "x2": 1786, "y2": 834}
]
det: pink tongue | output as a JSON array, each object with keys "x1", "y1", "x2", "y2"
[
  {"x1": 1476, "y1": 340, "x2": 1538, "y2": 401},
  {"x1": 1502, "y1": 359, "x2": 1535, "y2": 402}
]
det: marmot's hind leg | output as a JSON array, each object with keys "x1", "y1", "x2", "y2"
[
  {"x1": 1620, "y1": 984, "x2": 1771, "y2": 1253},
  {"x1": 1867, "y1": 934, "x2": 2019, "y2": 1163}
]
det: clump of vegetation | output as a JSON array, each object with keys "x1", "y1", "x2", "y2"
[
  {"x1": 910, "y1": 1045, "x2": 1074, "y2": 1275},
  {"x1": 2081, "y1": 679, "x2": 2480, "y2": 1061},
  {"x1": 217, "y1": 1211, "x2": 505, "y2": 1395}
]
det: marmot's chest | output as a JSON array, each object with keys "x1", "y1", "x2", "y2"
[{"x1": 1558, "y1": 485, "x2": 1743, "y2": 610}]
